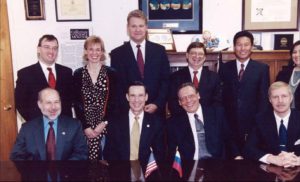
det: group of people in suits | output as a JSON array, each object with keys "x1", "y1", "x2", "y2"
[{"x1": 10, "y1": 8, "x2": 300, "y2": 178}]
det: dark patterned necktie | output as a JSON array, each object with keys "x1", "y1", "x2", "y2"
[
  {"x1": 46, "y1": 121, "x2": 56, "y2": 160},
  {"x1": 238, "y1": 64, "x2": 244, "y2": 82},
  {"x1": 47, "y1": 67, "x2": 56, "y2": 88},
  {"x1": 136, "y1": 45, "x2": 144, "y2": 78}
]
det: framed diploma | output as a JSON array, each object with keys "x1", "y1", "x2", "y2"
[
  {"x1": 243, "y1": 0, "x2": 299, "y2": 31},
  {"x1": 55, "y1": 0, "x2": 92, "y2": 21},
  {"x1": 24, "y1": 0, "x2": 45, "y2": 20},
  {"x1": 147, "y1": 29, "x2": 176, "y2": 52}
]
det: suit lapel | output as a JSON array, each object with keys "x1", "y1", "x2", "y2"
[
  {"x1": 183, "y1": 67, "x2": 192, "y2": 82},
  {"x1": 124, "y1": 42, "x2": 142, "y2": 80},
  {"x1": 123, "y1": 115, "x2": 131, "y2": 159},
  {"x1": 56, "y1": 116, "x2": 66, "y2": 160},
  {"x1": 228, "y1": 61, "x2": 239, "y2": 83},
  {"x1": 35, "y1": 62, "x2": 49, "y2": 86},
  {"x1": 287, "y1": 110, "x2": 300, "y2": 148},
  {"x1": 240, "y1": 59, "x2": 254, "y2": 83},
  {"x1": 35, "y1": 118, "x2": 46, "y2": 160},
  {"x1": 139, "y1": 113, "x2": 151, "y2": 152},
  {"x1": 264, "y1": 112, "x2": 280, "y2": 151},
  {"x1": 199, "y1": 68, "x2": 209, "y2": 94}
]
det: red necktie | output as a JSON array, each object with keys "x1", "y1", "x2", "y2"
[
  {"x1": 46, "y1": 121, "x2": 56, "y2": 160},
  {"x1": 238, "y1": 64, "x2": 245, "y2": 82},
  {"x1": 193, "y1": 71, "x2": 199, "y2": 88},
  {"x1": 136, "y1": 45, "x2": 144, "y2": 78},
  {"x1": 47, "y1": 67, "x2": 56, "y2": 88}
]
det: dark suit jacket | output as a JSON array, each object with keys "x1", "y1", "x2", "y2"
[
  {"x1": 219, "y1": 59, "x2": 270, "y2": 150},
  {"x1": 166, "y1": 106, "x2": 239, "y2": 161},
  {"x1": 73, "y1": 65, "x2": 119, "y2": 129},
  {"x1": 104, "y1": 112, "x2": 165, "y2": 165},
  {"x1": 110, "y1": 41, "x2": 170, "y2": 114},
  {"x1": 276, "y1": 66, "x2": 300, "y2": 110},
  {"x1": 15, "y1": 62, "x2": 73, "y2": 121},
  {"x1": 244, "y1": 109, "x2": 300, "y2": 161},
  {"x1": 168, "y1": 67, "x2": 222, "y2": 116},
  {"x1": 10, "y1": 115, "x2": 88, "y2": 160}
]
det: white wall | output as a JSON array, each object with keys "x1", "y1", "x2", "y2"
[{"x1": 6, "y1": 0, "x2": 300, "y2": 126}]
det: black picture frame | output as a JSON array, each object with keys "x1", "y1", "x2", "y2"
[
  {"x1": 24, "y1": 0, "x2": 45, "y2": 20},
  {"x1": 55, "y1": 0, "x2": 92, "y2": 22},
  {"x1": 139, "y1": 0, "x2": 202, "y2": 34}
]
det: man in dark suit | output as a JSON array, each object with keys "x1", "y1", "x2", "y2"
[
  {"x1": 104, "y1": 81, "x2": 165, "y2": 165},
  {"x1": 110, "y1": 9, "x2": 170, "y2": 116},
  {"x1": 168, "y1": 42, "x2": 222, "y2": 116},
  {"x1": 167, "y1": 82, "x2": 240, "y2": 162},
  {"x1": 219, "y1": 30, "x2": 270, "y2": 154},
  {"x1": 10, "y1": 88, "x2": 88, "y2": 160},
  {"x1": 244, "y1": 81, "x2": 300, "y2": 167},
  {"x1": 15, "y1": 34, "x2": 73, "y2": 121}
]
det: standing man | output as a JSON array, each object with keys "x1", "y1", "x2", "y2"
[
  {"x1": 11, "y1": 88, "x2": 88, "y2": 160},
  {"x1": 104, "y1": 81, "x2": 165, "y2": 164},
  {"x1": 167, "y1": 82, "x2": 240, "y2": 161},
  {"x1": 219, "y1": 30, "x2": 270, "y2": 154},
  {"x1": 244, "y1": 82, "x2": 300, "y2": 168},
  {"x1": 168, "y1": 42, "x2": 222, "y2": 116},
  {"x1": 15, "y1": 34, "x2": 73, "y2": 121},
  {"x1": 110, "y1": 10, "x2": 170, "y2": 115}
]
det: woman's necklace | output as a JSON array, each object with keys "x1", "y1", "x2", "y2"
[{"x1": 290, "y1": 68, "x2": 300, "y2": 87}]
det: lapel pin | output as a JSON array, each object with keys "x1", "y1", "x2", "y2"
[
  {"x1": 147, "y1": 124, "x2": 150, "y2": 128},
  {"x1": 62, "y1": 132, "x2": 66, "y2": 135}
]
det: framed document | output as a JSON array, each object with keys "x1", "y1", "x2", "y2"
[
  {"x1": 139, "y1": 0, "x2": 203, "y2": 34},
  {"x1": 243, "y1": 0, "x2": 299, "y2": 31},
  {"x1": 55, "y1": 0, "x2": 92, "y2": 21},
  {"x1": 24, "y1": 0, "x2": 45, "y2": 20},
  {"x1": 147, "y1": 29, "x2": 176, "y2": 52}
]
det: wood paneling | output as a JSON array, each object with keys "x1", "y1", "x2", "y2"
[{"x1": 0, "y1": 0, "x2": 18, "y2": 161}]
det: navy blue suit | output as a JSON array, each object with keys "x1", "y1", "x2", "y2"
[
  {"x1": 10, "y1": 115, "x2": 88, "y2": 160},
  {"x1": 166, "y1": 106, "x2": 239, "y2": 161},
  {"x1": 15, "y1": 62, "x2": 73, "y2": 121},
  {"x1": 104, "y1": 112, "x2": 165, "y2": 165},
  {"x1": 168, "y1": 67, "x2": 222, "y2": 116},
  {"x1": 276, "y1": 66, "x2": 300, "y2": 111},
  {"x1": 244, "y1": 109, "x2": 300, "y2": 161},
  {"x1": 110, "y1": 41, "x2": 170, "y2": 115},
  {"x1": 219, "y1": 59, "x2": 270, "y2": 151}
]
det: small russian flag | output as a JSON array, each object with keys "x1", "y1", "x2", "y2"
[{"x1": 172, "y1": 148, "x2": 182, "y2": 178}]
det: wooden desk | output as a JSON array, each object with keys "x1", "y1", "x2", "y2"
[{"x1": 168, "y1": 50, "x2": 290, "y2": 83}]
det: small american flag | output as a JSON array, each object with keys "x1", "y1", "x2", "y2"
[{"x1": 145, "y1": 150, "x2": 158, "y2": 178}]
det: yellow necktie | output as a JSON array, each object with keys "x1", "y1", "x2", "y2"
[{"x1": 130, "y1": 116, "x2": 140, "y2": 160}]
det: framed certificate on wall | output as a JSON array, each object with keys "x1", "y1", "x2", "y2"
[{"x1": 55, "y1": 0, "x2": 92, "y2": 21}]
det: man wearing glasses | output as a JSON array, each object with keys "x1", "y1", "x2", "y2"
[{"x1": 15, "y1": 34, "x2": 73, "y2": 121}]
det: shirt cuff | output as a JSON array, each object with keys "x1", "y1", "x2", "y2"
[{"x1": 259, "y1": 154, "x2": 271, "y2": 164}]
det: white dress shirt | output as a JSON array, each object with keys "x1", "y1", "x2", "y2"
[
  {"x1": 188, "y1": 66, "x2": 203, "y2": 83},
  {"x1": 39, "y1": 61, "x2": 56, "y2": 81},
  {"x1": 130, "y1": 40, "x2": 146, "y2": 63},
  {"x1": 236, "y1": 58, "x2": 250, "y2": 74}
]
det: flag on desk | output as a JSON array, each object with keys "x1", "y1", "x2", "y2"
[
  {"x1": 145, "y1": 150, "x2": 158, "y2": 178},
  {"x1": 172, "y1": 149, "x2": 182, "y2": 178}
]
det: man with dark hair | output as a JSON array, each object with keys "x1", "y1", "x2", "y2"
[
  {"x1": 104, "y1": 81, "x2": 165, "y2": 164},
  {"x1": 168, "y1": 41, "x2": 222, "y2": 116},
  {"x1": 110, "y1": 9, "x2": 170, "y2": 116},
  {"x1": 11, "y1": 88, "x2": 88, "y2": 160},
  {"x1": 219, "y1": 30, "x2": 270, "y2": 154},
  {"x1": 15, "y1": 34, "x2": 73, "y2": 121}
]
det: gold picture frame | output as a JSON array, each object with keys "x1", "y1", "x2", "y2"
[
  {"x1": 24, "y1": 0, "x2": 45, "y2": 20},
  {"x1": 243, "y1": 0, "x2": 299, "y2": 31},
  {"x1": 147, "y1": 29, "x2": 176, "y2": 52},
  {"x1": 55, "y1": 0, "x2": 91, "y2": 21}
]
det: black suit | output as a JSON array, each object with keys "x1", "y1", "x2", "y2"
[
  {"x1": 10, "y1": 115, "x2": 88, "y2": 160},
  {"x1": 219, "y1": 59, "x2": 270, "y2": 151},
  {"x1": 166, "y1": 106, "x2": 239, "y2": 161},
  {"x1": 110, "y1": 41, "x2": 170, "y2": 115},
  {"x1": 104, "y1": 112, "x2": 165, "y2": 165},
  {"x1": 244, "y1": 109, "x2": 300, "y2": 161},
  {"x1": 15, "y1": 62, "x2": 73, "y2": 121},
  {"x1": 276, "y1": 66, "x2": 300, "y2": 110},
  {"x1": 168, "y1": 67, "x2": 222, "y2": 116}
]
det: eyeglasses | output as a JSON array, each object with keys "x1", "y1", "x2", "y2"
[
  {"x1": 179, "y1": 94, "x2": 197, "y2": 102},
  {"x1": 41, "y1": 45, "x2": 58, "y2": 51},
  {"x1": 188, "y1": 51, "x2": 205, "y2": 57}
]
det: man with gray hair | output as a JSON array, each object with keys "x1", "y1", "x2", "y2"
[{"x1": 244, "y1": 81, "x2": 300, "y2": 167}]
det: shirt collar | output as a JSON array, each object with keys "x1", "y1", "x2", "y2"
[
  {"x1": 130, "y1": 40, "x2": 146, "y2": 49},
  {"x1": 43, "y1": 116, "x2": 58, "y2": 128},
  {"x1": 236, "y1": 58, "x2": 250, "y2": 68},
  {"x1": 187, "y1": 104, "x2": 203, "y2": 122},
  {"x1": 274, "y1": 110, "x2": 291, "y2": 127}
]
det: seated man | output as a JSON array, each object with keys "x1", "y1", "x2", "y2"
[
  {"x1": 104, "y1": 81, "x2": 165, "y2": 164},
  {"x1": 244, "y1": 81, "x2": 300, "y2": 167},
  {"x1": 167, "y1": 82, "x2": 241, "y2": 161},
  {"x1": 10, "y1": 88, "x2": 88, "y2": 160}
]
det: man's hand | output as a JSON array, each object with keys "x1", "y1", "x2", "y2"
[
  {"x1": 144, "y1": 104, "x2": 158, "y2": 113},
  {"x1": 94, "y1": 121, "x2": 108, "y2": 136}
]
